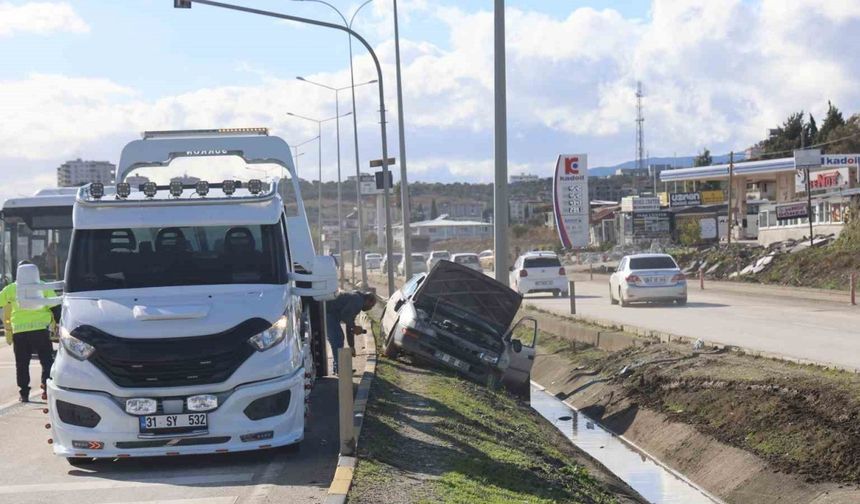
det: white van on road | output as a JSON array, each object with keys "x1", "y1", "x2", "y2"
[{"x1": 18, "y1": 128, "x2": 337, "y2": 464}]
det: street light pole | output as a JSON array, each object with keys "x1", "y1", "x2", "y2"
[
  {"x1": 294, "y1": 0, "x2": 373, "y2": 288},
  {"x1": 288, "y1": 111, "x2": 352, "y2": 252},
  {"x1": 178, "y1": 0, "x2": 396, "y2": 294},
  {"x1": 297, "y1": 76, "x2": 378, "y2": 286},
  {"x1": 393, "y1": 0, "x2": 412, "y2": 278},
  {"x1": 493, "y1": 0, "x2": 510, "y2": 283}
]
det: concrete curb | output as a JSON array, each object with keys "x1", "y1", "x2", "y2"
[
  {"x1": 324, "y1": 313, "x2": 378, "y2": 504},
  {"x1": 530, "y1": 307, "x2": 860, "y2": 373}
]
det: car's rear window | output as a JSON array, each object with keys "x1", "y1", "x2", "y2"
[
  {"x1": 524, "y1": 257, "x2": 561, "y2": 268},
  {"x1": 455, "y1": 255, "x2": 479, "y2": 264},
  {"x1": 629, "y1": 257, "x2": 677, "y2": 270}
]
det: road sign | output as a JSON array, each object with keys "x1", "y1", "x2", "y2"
[
  {"x1": 375, "y1": 171, "x2": 394, "y2": 191},
  {"x1": 369, "y1": 157, "x2": 396, "y2": 168},
  {"x1": 552, "y1": 154, "x2": 589, "y2": 249}
]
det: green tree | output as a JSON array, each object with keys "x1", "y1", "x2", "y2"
[
  {"x1": 816, "y1": 101, "x2": 845, "y2": 145},
  {"x1": 678, "y1": 219, "x2": 701, "y2": 246},
  {"x1": 693, "y1": 148, "x2": 712, "y2": 167},
  {"x1": 430, "y1": 198, "x2": 438, "y2": 219},
  {"x1": 806, "y1": 114, "x2": 818, "y2": 147},
  {"x1": 822, "y1": 113, "x2": 860, "y2": 154},
  {"x1": 757, "y1": 111, "x2": 805, "y2": 159}
]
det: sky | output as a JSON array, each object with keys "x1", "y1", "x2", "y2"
[{"x1": 1, "y1": 0, "x2": 859, "y2": 200}]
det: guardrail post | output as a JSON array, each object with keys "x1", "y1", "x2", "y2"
[
  {"x1": 851, "y1": 272, "x2": 857, "y2": 306},
  {"x1": 589, "y1": 263, "x2": 593, "y2": 280},
  {"x1": 699, "y1": 269, "x2": 704, "y2": 290},
  {"x1": 569, "y1": 280, "x2": 576, "y2": 315},
  {"x1": 338, "y1": 347, "x2": 355, "y2": 456}
]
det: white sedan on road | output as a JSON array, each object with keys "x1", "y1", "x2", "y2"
[
  {"x1": 451, "y1": 252, "x2": 483, "y2": 272},
  {"x1": 509, "y1": 251, "x2": 569, "y2": 297},
  {"x1": 609, "y1": 253, "x2": 687, "y2": 306}
]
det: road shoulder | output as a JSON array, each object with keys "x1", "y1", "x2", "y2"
[{"x1": 347, "y1": 317, "x2": 644, "y2": 504}]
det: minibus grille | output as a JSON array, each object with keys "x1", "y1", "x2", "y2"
[{"x1": 72, "y1": 319, "x2": 270, "y2": 388}]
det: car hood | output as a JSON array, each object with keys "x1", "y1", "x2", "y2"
[{"x1": 414, "y1": 260, "x2": 523, "y2": 335}]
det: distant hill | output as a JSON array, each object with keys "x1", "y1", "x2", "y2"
[{"x1": 588, "y1": 152, "x2": 747, "y2": 177}]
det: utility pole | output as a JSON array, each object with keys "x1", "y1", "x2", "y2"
[
  {"x1": 493, "y1": 0, "x2": 509, "y2": 283},
  {"x1": 801, "y1": 130, "x2": 814, "y2": 247},
  {"x1": 393, "y1": 0, "x2": 412, "y2": 278},
  {"x1": 635, "y1": 81, "x2": 645, "y2": 196},
  {"x1": 726, "y1": 151, "x2": 734, "y2": 246}
]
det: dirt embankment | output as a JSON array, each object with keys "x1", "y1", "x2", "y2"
[
  {"x1": 348, "y1": 319, "x2": 645, "y2": 504},
  {"x1": 673, "y1": 219, "x2": 860, "y2": 290},
  {"x1": 532, "y1": 330, "x2": 860, "y2": 504}
]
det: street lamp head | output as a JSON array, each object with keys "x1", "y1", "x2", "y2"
[{"x1": 296, "y1": 76, "x2": 306, "y2": 81}]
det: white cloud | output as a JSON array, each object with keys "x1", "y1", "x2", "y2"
[
  {"x1": 2, "y1": 0, "x2": 860, "y2": 203},
  {"x1": 0, "y1": 2, "x2": 89, "y2": 37}
]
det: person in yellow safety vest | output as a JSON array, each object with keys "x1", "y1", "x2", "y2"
[{"x1": 0, "y1": 261, "x2": 57, "y2": 402}]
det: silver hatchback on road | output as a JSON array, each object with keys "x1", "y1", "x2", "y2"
[{"x1": 609, "y1": 253, "x2": 687, "y2": 306}]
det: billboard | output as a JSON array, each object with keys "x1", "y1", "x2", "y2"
[
  {"x1": 794, "y1": 154, "x2": 860, "y2": 192},
  {"x1": 632, "y1": 211, "x2": 671, "y2": 238},
  {"x1": 700, "y1": 190, "x2": 724, "y2": 204},
  {"x1": 776, "y1": 202, "x2": 809, "y2": 220},
  {"x1": 553, "y1": 154, "x2": 589, "y2": 249},
  {"x1": 621, "y1": 196, "x2": 660, "y2": 212},
  {"x1": 669, "y1": 192, "x2": 702, "y2": 207}
]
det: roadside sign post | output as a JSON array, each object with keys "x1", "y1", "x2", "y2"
[
  {"x1": 851, "y1": 272, "x2": 857, "y2": 306},
  {"x1": 589, "y1": 263, "x2": 593, "y2": 281},
  {"x1": 699, "y1": 269, "x2": 704, "y2": 290},
  {"x1": 553, "y1": 154, "x2": 590, "y2": 250},
  {"x1": 794, "y1": 149, "x2": 822, "y2": 248},
  {"x1": 569, "y1": 280, "x2": 576, "y2": 315},
  {"x1": 338, "y1": 347, "x2": 355, "y2": 456}
]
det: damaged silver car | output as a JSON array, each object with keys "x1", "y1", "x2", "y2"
[{"x1": 380, "y1": 260, "x2": 537, "y2": 397}]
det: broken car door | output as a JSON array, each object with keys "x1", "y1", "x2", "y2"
[{"x1": 501, "y1": 316, "x2": 538, "y2": 391}]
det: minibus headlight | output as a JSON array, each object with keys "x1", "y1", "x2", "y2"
[
  {"x1": 125, "y1": 398, "x2": 157, "y2": 415},
  {"x1": 60, "y1": 328, "x2": 95, "y2": 360},
  {"x1": 248, "y1": 317, "x2": 288, "y2": 351},
  {"x1": 187, "y1": 394, "x2": 218, "y2": 412}
]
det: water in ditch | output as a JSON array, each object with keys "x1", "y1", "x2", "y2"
[{"x1": 530, "y1": 384, "x2": 722, "y2": 504}]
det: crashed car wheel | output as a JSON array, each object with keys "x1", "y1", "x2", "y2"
[{"x1": 383, "y1": 327, "x2": 400, "y2": 359}]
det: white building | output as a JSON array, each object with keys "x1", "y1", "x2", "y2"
[
  {"x1": 57, "y1": 159, "x2": 115, "y2": 187},
  {"x1": 509, "y1": 198, "x2": 542, "y2": 224},
  {"x1": 393, "y1": 214, "x2": 492, "y2": 245},
  {"x1": 510, "y1": 173, "x2": 539, "y2": 183}
]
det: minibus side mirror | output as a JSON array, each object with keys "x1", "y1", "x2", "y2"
[{"x1": 16, "y1": 264, "x2": 64, "y2": 309}]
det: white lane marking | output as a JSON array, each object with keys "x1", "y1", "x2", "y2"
[
  {"x1": 0, "y1": 473, "x2": 255, "y2": 495},
  {"x1": 102, "y1": 498, "x2": 238, "y2": 504}
]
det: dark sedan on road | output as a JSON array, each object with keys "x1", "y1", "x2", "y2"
[{"x1": 380, "y1": 260, "x2": 537, "y2": 397}]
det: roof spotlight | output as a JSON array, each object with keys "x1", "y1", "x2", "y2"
[
  {"x1": 142, "y1": 182, "x2": 158, "y2": 198},
  {"x1": 169, "y1": 180, "x2": 183, "y2": 198},
  {"x1": 116, "y1": 182, "x2": 131, "y2": 199},
  {"x1": 222, "y1": 179, "x2": 236, "y2": 196},
  {"x1": 247, "y1": 179, "x2": 263, "y2": 195},
  {"x1": 90, "y1": 182, "x2": 104, "y2": 200},
  {"x1": 195, "y1": 180, "x2": 209, "y2": 197}
]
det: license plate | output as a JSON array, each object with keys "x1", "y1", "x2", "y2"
[
  {"x1": 139, "y1": 413, "x2": 207, "y2": 432},
  {"x1": 535, "y1": 281, "x2": 553, "y2": 286},
  {"x1": 434, "y1": 351, "x2": 467, "y2": 370},
  {"x1": 643, "y1": 277, "x2": 665, "y2": 285}
]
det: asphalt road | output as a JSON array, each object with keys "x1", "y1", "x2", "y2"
[
  {"x1": 523, "y1": 277, "x2": 860, "y2": 370},
  {"x1": 0, "y1": 339, "x2": 355, "y2": 504}
]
